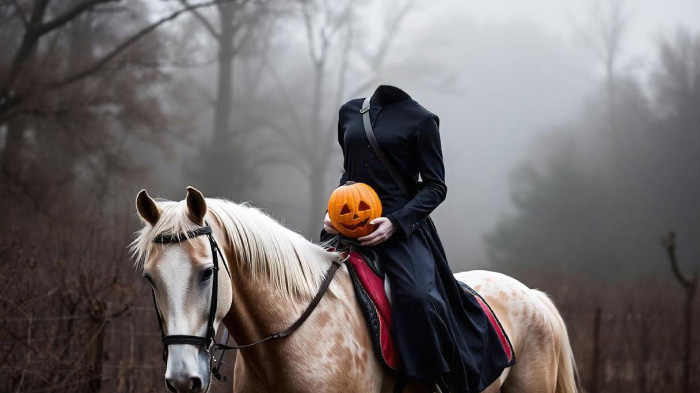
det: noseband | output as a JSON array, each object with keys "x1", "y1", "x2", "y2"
[{"x1": 150, "y1": 222, "x2": 345, "y2": 382}]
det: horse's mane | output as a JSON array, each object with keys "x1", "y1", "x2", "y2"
[{"x1": 130, "y1": 198, "x2": 341, "y2": 300}]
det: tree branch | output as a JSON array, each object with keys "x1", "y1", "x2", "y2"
[
  {"x1": 259, "y1": 56, "x2": 306, "y2": 135},
  {"x1": 347, "y1": 0, "x2": 416, "y2": 99},
  {"x1": 178, "y1": 0, "x2": 221, "y2": 40},
  {"x1": 369, "y1": 0, "x2": 416, "y2": 70},
  {"x1": 249, "y1": 114, "x2": 306, "y2": 156},
  {"x1": 50, "y1": 0, "x2": 234, "y2": 90},
  {"x1": 301, "y1": 2, "x2": 320, "y2": 66},
  {"x1": 7, "y1": 0, "x2": 30, "y2": 27},
  {"x1": 37, "y1": 0, "x2": 118, "y2": 36},
  {"x1": 662, "y1": 231, "x2": 697, "y2": 290},
  {"x1": 231, "y1": 19, "x2": 255, "y2": 55},
  {"x1": 250, "y1": 148, "x2": 310, "y2": 176},
  {"x1": 1, "y1": 0, "x2": 50, "y2": 102}
]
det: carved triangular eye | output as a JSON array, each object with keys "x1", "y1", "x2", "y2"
[
  {"x1": 340, "y1": 204, "x2": 351, "y2": 215},
  {"x1": 358, "y1": 201, "x2": 371, "y2": 211}
]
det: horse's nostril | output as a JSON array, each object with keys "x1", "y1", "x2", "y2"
[
  {"x1": 190, "y1": 377, "x2": 202, "y2": 392},
  {"x1": 166, "y1": 376, "x2": 203, "y2": 393},
  {"x1": 165, "y1": 378, "x2": 177, "y2": 393}
]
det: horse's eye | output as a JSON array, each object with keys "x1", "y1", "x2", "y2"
[{"x1": 201, "y1": 268, "x2": 214, "y2": 282}]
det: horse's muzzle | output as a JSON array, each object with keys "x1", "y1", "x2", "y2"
[{"x1": 166, "y1": 374, "x2": 206, "y2": 393}]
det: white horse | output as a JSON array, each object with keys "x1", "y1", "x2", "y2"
[{"x1": 131, "y1": 187, "x2": 580, "y2": 393}]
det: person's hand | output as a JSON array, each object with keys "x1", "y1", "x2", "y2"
[
  {"x1": 358, "y1": 217, "x2": 396, "y2": 246},
  {"x1": 323, "y1": 212, "x2": 339, "y2": 234}
]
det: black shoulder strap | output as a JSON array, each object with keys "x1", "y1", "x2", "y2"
[{"x1": 361, "y1": 97, "x2": 411, "y2": 196}]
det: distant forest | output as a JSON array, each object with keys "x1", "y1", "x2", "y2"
[{"x1": 486, "y1": 30, "x2": 700, "y2": 282}]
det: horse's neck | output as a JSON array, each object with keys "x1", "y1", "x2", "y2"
[
  {"x1": 221, "y1": 251, "x2": 326, "y2": 365},
  {"x1": 222, "y1": 262, "x2": 301, "y2": 346},
  {"x1": 220, "y1": 252, "x2": 380, "y2": 390}
]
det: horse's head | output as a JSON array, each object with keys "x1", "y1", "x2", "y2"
[{"x1": 135, "y1": 187, "x2": 232, "y2": 393}]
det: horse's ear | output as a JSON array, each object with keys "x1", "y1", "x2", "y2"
[
  {"x1": 136, "y1": 189, "x2": 161, "y2": 226},
  {"x1": 186, "y1": 186, "x2": 207, "y2": 225}
]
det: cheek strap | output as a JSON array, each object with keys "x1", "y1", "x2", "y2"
[{"x1": 150, "y1": 225, "x2": 230, "y2": 375}]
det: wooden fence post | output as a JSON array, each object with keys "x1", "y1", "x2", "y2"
[
  {"x1": 591, "y1": 307, "x2": 602, "y2": 393},
  {"x1": 86, "y1": 315, "x2": 107, "y2": 393}
]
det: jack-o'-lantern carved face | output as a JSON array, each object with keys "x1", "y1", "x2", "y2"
[{"x1": 327, "y1": 182, "x2": 382, "y2": 238}]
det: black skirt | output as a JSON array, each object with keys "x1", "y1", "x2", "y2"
[{"x1": 371, "y1": 217, "x2": 509, "y2": 392}]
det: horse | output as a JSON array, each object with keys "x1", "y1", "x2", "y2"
[{"x1": 131, "y1": 186, "x2": 580, "y2": 393}]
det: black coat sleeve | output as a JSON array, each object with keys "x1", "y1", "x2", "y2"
[{"x1": 386, "y1": 115, "x2": 447, "y2": 237}]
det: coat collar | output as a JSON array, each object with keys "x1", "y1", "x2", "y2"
[{"x1": 369, "y1": 85, "x2": 411, "y2": 108}]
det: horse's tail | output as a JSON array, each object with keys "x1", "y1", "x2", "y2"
[{"x1": 531, "y1": 290, "x2": 582, "y2": 393}]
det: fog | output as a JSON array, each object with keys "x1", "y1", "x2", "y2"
[
  {"x1": 1, "y1": 0, "x2": 699, "y2": 391},
  {"x1": 149, "y1": 0, "x2": 697, "y2": 270}
]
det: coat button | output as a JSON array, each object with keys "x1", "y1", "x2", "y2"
[
  {"x1": 367, "y1": 144, "x2": 371, "y2": 148},
  {"x1": 364, "y1": 162, "x2": 368, "y2": 167}
]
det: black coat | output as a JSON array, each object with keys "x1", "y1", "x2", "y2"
[{"x1": 321, "y1": 85, "x2": 511, "y2": 392}]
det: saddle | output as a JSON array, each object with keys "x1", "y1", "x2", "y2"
[
  {"x1": 345, "y1": 250, "x2": 401, "y2": 369},
  {"x1": 332, "y1": 239, "x2": 514, "y2": 372}
]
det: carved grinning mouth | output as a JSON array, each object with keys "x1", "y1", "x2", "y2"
[{"x1": 341, "y1": 218, "x2": 369, "y2": 231}]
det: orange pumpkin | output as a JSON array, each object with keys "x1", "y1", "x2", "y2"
[{"x1": 328, "y1": 181, "x2": 382, "y2": 238}]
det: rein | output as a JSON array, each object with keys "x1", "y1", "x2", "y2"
[{"x1": 150, "y1": 222, "x2": 346, "y2": 382}]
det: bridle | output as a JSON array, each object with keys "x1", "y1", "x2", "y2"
[
  {"x1": 150, "y1": 222, "x2": 346, "y2": 382},
  {"x1": 151, "y1": 224, "x2": 231, "y2": 380}
]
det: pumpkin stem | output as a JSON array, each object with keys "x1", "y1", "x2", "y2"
[{"x1": 344, "y1": 181, "x2": 356, "y2": 186}]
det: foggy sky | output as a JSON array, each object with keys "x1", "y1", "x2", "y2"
[
  {"x1": 315, "y1": 0, "x2": 700, "y2": 269},
  {"x1": 152, "y1": 0, "x2": 699, "y2": 271}
]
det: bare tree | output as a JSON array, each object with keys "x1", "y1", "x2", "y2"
[
  {"x1": 578, "y1": 0, "x2": 633, "y2": 120},
  {"x1": 662, "y1": 232, "x2": 697, "y2": 393},
  {"x1": 179, "y1": 0, "x2": 278, "y2": 197},
  {"x1": 0, "y1": 220, "x2": 137, "y2": 393},
  {"x1": 0, "y1": 0, "x2": 233, "y2": 178},
  {"x1": 256, "y1": 0, "x2": 417, "y2": 236}
]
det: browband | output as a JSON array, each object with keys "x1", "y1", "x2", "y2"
[{"x1": 153, "y1": 226, "x2": 212, "y2": 243}]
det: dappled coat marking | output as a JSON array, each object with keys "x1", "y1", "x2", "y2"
[{"x1": 132, "y1": 187, "x2": 581, "y2": 393}]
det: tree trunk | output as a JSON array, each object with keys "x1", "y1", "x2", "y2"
[
  {"x1": 198, "y1": 3, "x2": 238, "y2": 198},
  {"x1": 0, "y1": 116, "x2": 25, "y2": 179},
  {"x1": 86, "y1": 317, "x2": 106, "y2": 393},
  {"x1": 662, "y1": 232, "x2": 697, "y2": 393},
  {"x1": 214, "y1": 3, "x2": 235, "y2": 142},
  {"x1": 307, "y1": 165, "x2": 326, "y2": 239},
  {"x1": 590, "y1": 307, "x2": 601, "y2": 393},
  {"x1": 682, "y1": 288, "x2": 694, "y2": 393},
  {"x1": 307, "y1": 63, "x2": 327, "y2": 237}
]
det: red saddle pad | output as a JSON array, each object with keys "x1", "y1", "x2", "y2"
[
  {"x1": 346, "y1": 250, "x2": 400, "y2": 370},
  {"x1": 343, "y1": 250, "x2": 515, "y2": 372}
]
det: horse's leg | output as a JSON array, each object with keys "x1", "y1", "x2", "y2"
[
  {"x1": 463, "y1": 272, "x2": 556, "y2": 393},
  {"x1": 479, "y1": 371, "x2": 508, "y2": 393},
  {"x1": 501, "y1": 351, "x2": 557, "y2": 393},
  {"x1": 232, "y1": 357, "x2": 264, "y2": 393},
  {"x1": 500, "y1": 297, "x2": 559, "y2": 393}
]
